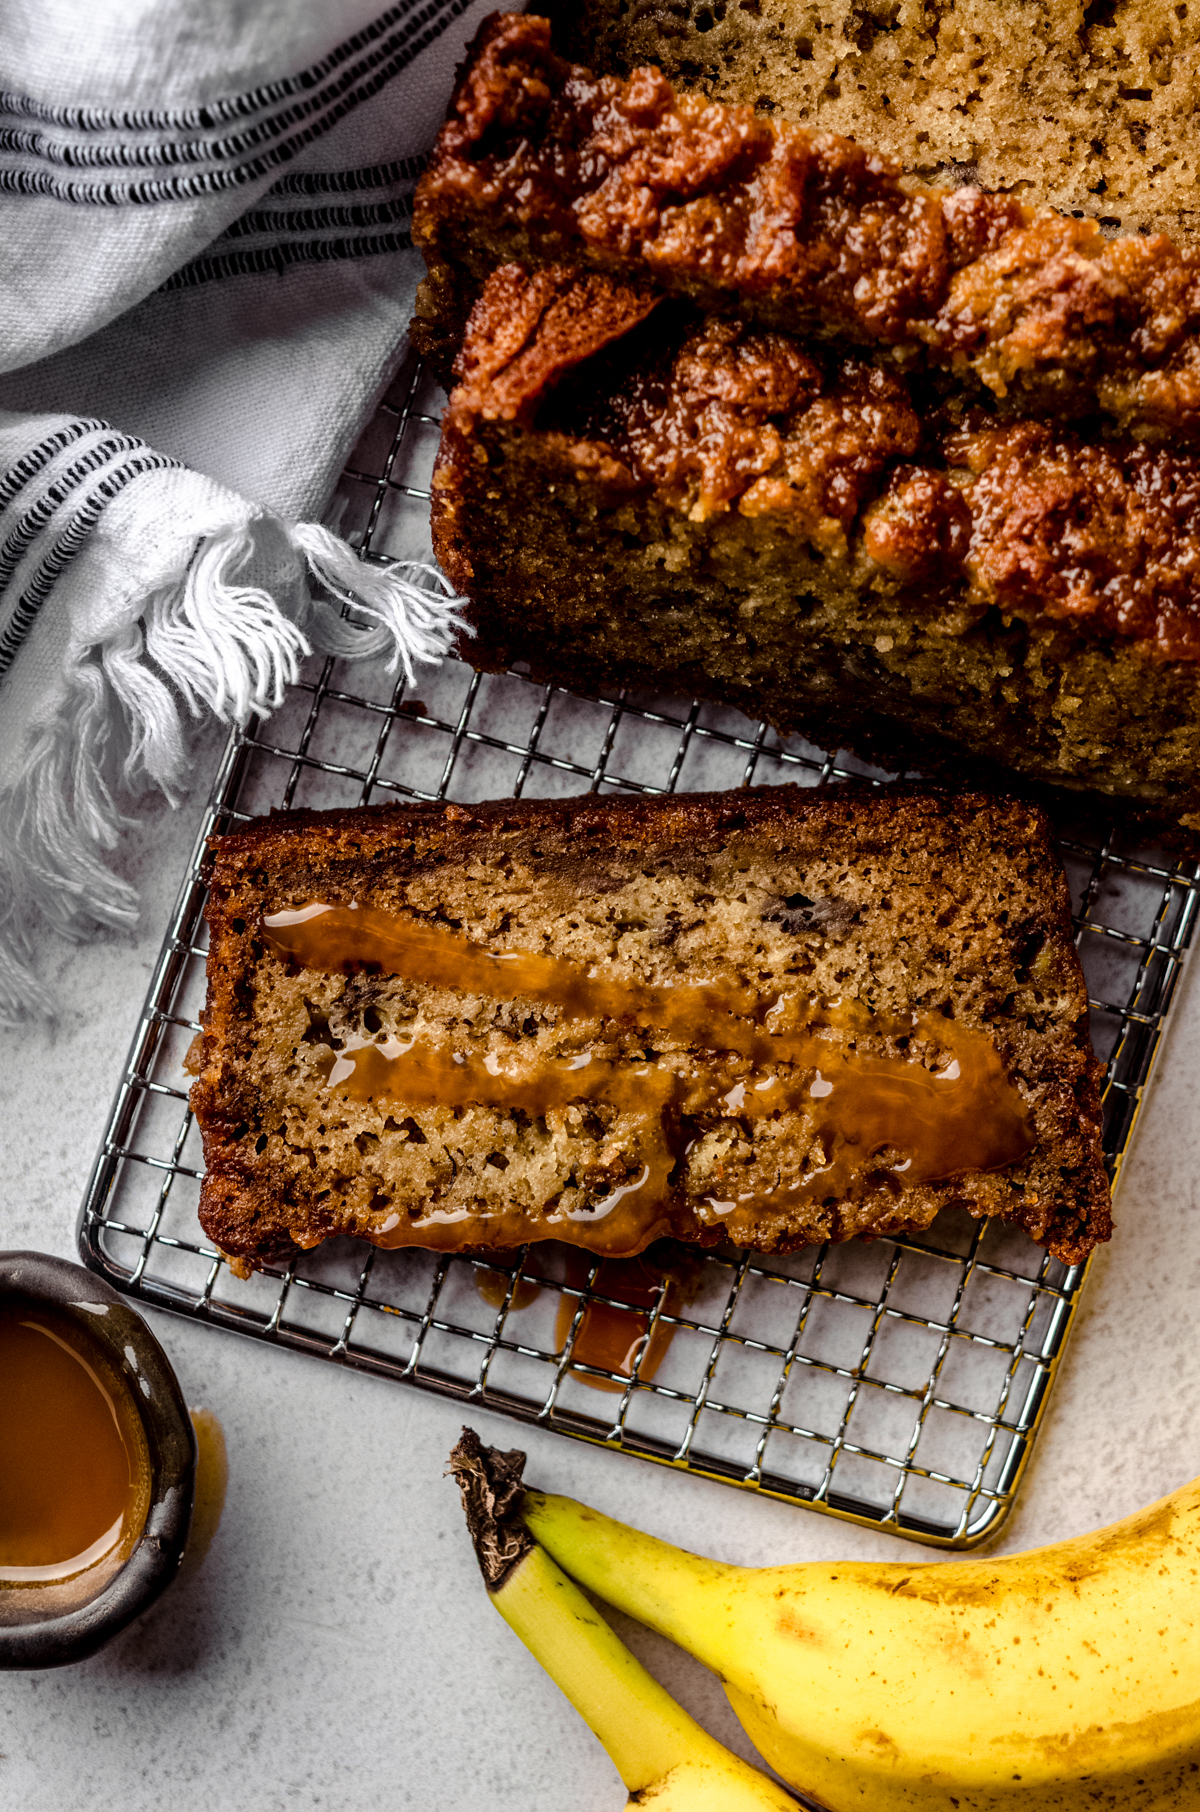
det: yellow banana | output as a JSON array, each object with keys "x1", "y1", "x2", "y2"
[
  {"x1": 448, "y1": 1431, "x2": 799, "y2": 1810},
  {"x1": 525, "y1": 1475, "x2": 1200, "y2": 1810}
]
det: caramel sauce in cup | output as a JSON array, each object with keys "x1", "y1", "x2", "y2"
[{"x1": 0, "y1": 1304, "x2": 151, "y2": 1621}]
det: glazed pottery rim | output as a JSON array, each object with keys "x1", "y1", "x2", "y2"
[{"x1": 0, "y1": 1250, "x2": 197, "y2": 1669}]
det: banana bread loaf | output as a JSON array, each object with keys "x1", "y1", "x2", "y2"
[
  {"x1": 430, "y1": 261, "x2": 1200, "y2": 837},
  {"x1": 543, "y1": 0, "x2": 1200, "y2": 248},
  {"x1": 411, "y1": 14, "x2": 1200, "y2": 444},
  {"x1": 190, "y1": 788, "x2": 1109, "y2": 1272}
]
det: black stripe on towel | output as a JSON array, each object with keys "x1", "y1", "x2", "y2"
[
  {"x1": 0, "y1": 433, "x2": 152, "y2": 598},
  {"x1": 0, "y1": 0, "x2": 470, "y2": 205},
  {"x1": 0, "y1": 0, "x2": 437, "y2": 175},
  {"x1": 266, "y1": 156, "x2": 426, "y2": 196},
  {"x1": 0, "y1": 418, "x2": 109, "y2": 513},
  {"x1": 0, "y1": 2, "x2": 438, "y2": 133},
  {"x1": 159, "y1": 227, "x2": 414, "y2": 290},
  {"x1": 0, "y1": 449, "x2": 180, "y2": 685},
  {"x1": 219, "y1": 191, "x2": 413, "y2": 239}
]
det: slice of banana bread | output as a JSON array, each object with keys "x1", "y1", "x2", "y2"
[
  {"x1": 430, "y1": 262, "x2": 1200, "y2": 837},
  {"x1": 191, "y1": 788, "x2": 1109, "y2": 1273},
  {"x1": 412, "y1": 14, "x2": 1200, "y2": 444},
  {"x1": 544, "y1": 0, "x2": 1200, "y2": 248}
]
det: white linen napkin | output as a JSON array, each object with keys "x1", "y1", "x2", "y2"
[{"x1": 0, "y1": 0, "x2": 495, "y2": 1023}]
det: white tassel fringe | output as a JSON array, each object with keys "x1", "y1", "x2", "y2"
[
  {"x1": 290, "y1": 522, "x2": 471, "y2": 685},
  {"x1": 0, "y1": 513, "x2": 469, "y2": 1026}
]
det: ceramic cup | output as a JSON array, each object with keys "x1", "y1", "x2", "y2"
[{"x1": 0, "y1": 1251, "x2": 197, "y2": 1668}]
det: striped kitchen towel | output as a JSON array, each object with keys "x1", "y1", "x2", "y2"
[{"x1": 0, "y1": 0, "x2": 493, "y2": 1023}]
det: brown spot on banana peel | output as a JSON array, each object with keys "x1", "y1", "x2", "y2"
[
  {"x1": 777, "y1": 1606, "x2": 828, "y2": 1645},
  {"x1": 1016, "y1": 1697, "x2": 1200, "y2": 1772},
  {"x1": 780, "y1": 1589, "x2": 989, "y2": 1684},
  {"x1": 863, "y1": 1491, "x2": 1193, "y2": 1609},
  {"x1": 921, "y1": 1622, "x2": 991, "y2": 1682}
]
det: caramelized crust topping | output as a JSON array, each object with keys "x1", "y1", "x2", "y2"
[
  {"x1": 567, "y1": 316, "x2": 921, "y2": 534},
  {"x1": 927, "y1": 428, "x2": 1200, "y2": 659},
  {"x1": 453, "y1": 261, "x2": 663, "y2": 422},
  {"x1": 545, "y1": 0, "x2": 1200, "y2": 248},
  {"x1": 439, "y1": 263, "x2": 1200, "y2": 660},
  {"x1": 415, "y1": 14, "x2": 1200, "y2": 441}
]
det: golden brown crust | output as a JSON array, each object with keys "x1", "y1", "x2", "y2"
[
  {"x1": 191, "y1": 787, "x2": 1110, "y2": 1272},
  {"x1": 886, "y1": 426, "x2": 1200, "y2": 660},
  {"x1": 434, "y1": 264, "x2": 1200, "y2": 663},
  {"x1": 451, "y1": 261, "x2": 665, "y2": 423},
  {"x1": 428, "y1": 263, "x2": 1200, "y2": 832},
  {"x1": 413, "y1": 13, "x2": 1200, "y2": 442},
  {"x1": 545, "y1": 0, "x2": 1200, "y2": 249}
]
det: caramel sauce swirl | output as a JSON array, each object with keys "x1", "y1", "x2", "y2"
[
  {"x1": 315, "y1": 1038, "x2": 684, "y2": 1254},
  {"x1": 265, "y1": 902, "x2": 904, "y2": 1060},
  {"x1": 265, "y1": 902, "x2": 1036, "y2": 1258}
]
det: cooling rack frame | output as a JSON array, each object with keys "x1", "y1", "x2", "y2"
[{"x1": 78, "y1": 351, "x2": 1200, "y2": 1550}]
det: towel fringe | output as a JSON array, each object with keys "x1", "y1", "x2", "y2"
[
  {"x1": 0, "y1": 512, "x2": 467, "y2": 1026},
  {"x1": 143, "y1": 524, "x2": 311, "y2": 729},
  {"x1": 290, "y1": 522, "x2": 472, "y2": 681}
]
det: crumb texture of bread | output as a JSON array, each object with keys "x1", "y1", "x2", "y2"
[
  {"x1": 191, "y1": 790, "x2": 1109, "y2": 1273},
  {"x1": 431, "y1": 264, "x2": 1200, "y2": 833},
  {"x1": 545, "y1": 0, "x2": 1200, "y2": 247},
  {"x1": 412, "y1": 15, "x2": 1200, "y2": 443}
]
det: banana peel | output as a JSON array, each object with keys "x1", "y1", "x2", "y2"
[
  {"x1": 448, "y1": 1429, "x2": 800, "y2": 1810},
  {"x1": 523, "y1": 1474, "x2": 1200, "y2": 1810}
]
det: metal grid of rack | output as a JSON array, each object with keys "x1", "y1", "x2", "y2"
[{"x1": 79, "y1": 351, "x2": 1199, "y2": 1549}]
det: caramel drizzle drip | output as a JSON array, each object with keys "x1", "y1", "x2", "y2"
[
  {"x1": 262, "y1": 902, "x2": 898, "y2": 1061},
  {"x1": 264, "y1": 903, "x2": 1036, "y2": 1258},
  {"x1": 314, "y1": 1039, "x2": 684, "y2": 1253},
  {"x1": 554, "y1": 1254, "x2": 679, "y2": 1394}
]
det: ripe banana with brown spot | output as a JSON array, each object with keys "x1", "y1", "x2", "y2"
[{"x1": 525, "y1": 1475, "x2": 1200, "y2": 1809}]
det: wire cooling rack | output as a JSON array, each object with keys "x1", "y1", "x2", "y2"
[{"x1": 79, "y1": 349, "x2": 1199, "y2": 1550}]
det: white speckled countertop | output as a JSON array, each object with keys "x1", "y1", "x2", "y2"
[{"x1": 3, "y1": 719, "x2": 1199, "y2": 1812}]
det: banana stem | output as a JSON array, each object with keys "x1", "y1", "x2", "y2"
[
  {"x1": 494, "y1": 1539, "x2": 717, "y2": 1792},
  {"x1": 524, "y1": 1490, "x2": 733, "y2": 1676}
]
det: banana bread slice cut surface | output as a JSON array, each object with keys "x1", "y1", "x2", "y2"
[{"x1": 190, "y1": 788, "x2": 1109, "y2": 1272}]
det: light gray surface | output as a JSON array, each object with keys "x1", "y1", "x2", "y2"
[{"x1": 3, "y1": 730, "x2": 1199, "y2": 1812}]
